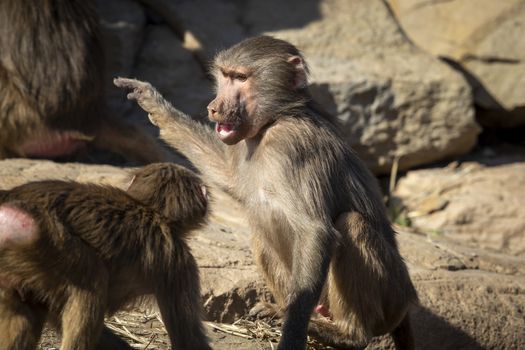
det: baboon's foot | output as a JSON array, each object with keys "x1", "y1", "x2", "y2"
[{"x1": 248, "y1": 301, "x2": 283, "y2": 320}]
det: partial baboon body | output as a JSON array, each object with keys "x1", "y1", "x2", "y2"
[
  {"x1": 0, "y1": 0, "x2": 166, "y2": 162},
  {"x1": 115, "y1": 35, "x2": 418, "y2": 350},
  {"x1": 0, "y1": 163, "x2": 211, "y2": 350}
]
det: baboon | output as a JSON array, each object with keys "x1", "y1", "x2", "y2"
[
  {"x1": 0, "y1": 163, "x2": 211, "y2": 350},
  {"x1": 0, "y1": 0, "x2": 166, "y2": 162},
  {"x1": 115, "y1": 35, "x2": 418, "y2": 350}
]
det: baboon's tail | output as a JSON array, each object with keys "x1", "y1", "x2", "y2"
[
  {"x1": 308, "y1": 318, "x2": 366, "y2": 350},
  {"x1": 391, "y1": 313, "x2": 415, "y2": 350},
  {"x1": 95, "y1": 116, "x2": 169, "y2": 164}
]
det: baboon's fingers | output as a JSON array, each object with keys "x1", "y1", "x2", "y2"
[
  {"x1": 113, "y1": 77, "x2": 149, "y2": 90},
  {"x1": 248, "y1": 302, "x2": 283, "y2": 320},
  {"x1": 114, "y1": 77, "x2": 153, "y2": 103},
  {"x1": 113, "y1": 77, "x2": 165, "y2": 119}
]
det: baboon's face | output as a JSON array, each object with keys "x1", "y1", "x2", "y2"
[
  {"x1": 207, "y1": 36, "x2": 309, "y2": 145},
  {"x1": 207, "y1": 66, "x2": 262, "y2": 145}
]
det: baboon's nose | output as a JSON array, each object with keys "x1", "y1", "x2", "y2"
[
  {"x1": 207, "y1": 100, "x2": 220, "y2": 119},
  {"x1": 207, "y1": 106, "x2": 217, "y2": 117}
]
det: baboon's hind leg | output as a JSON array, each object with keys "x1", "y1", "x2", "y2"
[
  {"x1": 249, "y1": 234, "x2": 291, "y2": 319},
  {"x1": 0, "y1": 290, "x2": 47, "y2": 350}
]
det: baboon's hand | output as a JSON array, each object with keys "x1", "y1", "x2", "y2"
[{"x1": 113, "y1": 77, "x2": 167, "y2": 127}]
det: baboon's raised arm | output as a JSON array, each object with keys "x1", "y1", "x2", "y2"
[{"x1": 115, "y1": 78, "x2": 233, "y2": 192}]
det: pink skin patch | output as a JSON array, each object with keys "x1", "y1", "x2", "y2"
[
  {"x1": 0, "y1": 204, "x2": 38, "y2": 248},
  {"x1": 19, "y1": 130, "x2": 90, "y2": 158},
  {"x1": 315, "y1": 304, "x2": 332, "y2": 319},
  {"x1": 215, "y1": 122, "x2": 238, "y2": 141}
]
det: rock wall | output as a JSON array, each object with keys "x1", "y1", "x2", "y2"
[
  {"x1": 95, "y1": 0, "x2": 481, "y2": 174},
  {"x1": 390, "y1": 0, "x2": 525, "y2": 128}
]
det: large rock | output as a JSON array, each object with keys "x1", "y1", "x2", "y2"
[
  {"x1": 166, "y1": 0, "x2": 480, "y2": 174},
  {"x1": 394, "y1": 160, "x2": 525, "y2": 257},
  {"x1": 95, "y1": 0, "x2": 146, "y2": 117},
  {"x1": 394, "y1": 232, "x2": 524, "y2": 350},
  {"x1": 120, "y1": 23, "x2": 215, "y2": 148},
  {"x1": 2, "y1": 158, "x2": 524, "y2": 349},
  {"x1": 133, "y1": 25, "x2": 213, "y2": 118},
  {"x1": 138, "y1": 0, "x2": 246, "y2": 61},
  {"x1": 94, "y1": 1, "x2": 214, "y2": 141},
  {"x1": 260, "y1": 0, "x2": 480, "y2": 174},
  {"x1": 390, "y1": 0, "x2": 525, "y2": 127}
]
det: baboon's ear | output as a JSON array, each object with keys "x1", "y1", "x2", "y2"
[{"x1": 287, "y1": 55, "x2": 307, "y2": 90}]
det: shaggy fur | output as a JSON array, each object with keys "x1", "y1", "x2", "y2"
[{"x1": 0, "y1": 163, "x2": 211, "y2": 350}]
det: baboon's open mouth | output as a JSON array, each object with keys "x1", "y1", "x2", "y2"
[
  {"x1": 216, "y1": 122, "x2": 236, "y2": 135},
  {"x1": 215, "y1": 122, "x2": 240, "y2": 144}
]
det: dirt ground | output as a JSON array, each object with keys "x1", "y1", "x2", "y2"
[
  {"x1": 38, "y1": 307, "x2": 334, "y2": 350},
  {"x1": 1, "y1": 157, "x2": 523, "y2": 350}
]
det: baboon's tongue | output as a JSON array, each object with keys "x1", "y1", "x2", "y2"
[
  {"x1": 215, "y1": 122, "x2": 240, "y2": 144},
  {"x1": 217, "y1": 123, "x2": 234, "y2": 132},
  {"x1": 216, "y1": 123, "x2": 236, "y2": 137}
]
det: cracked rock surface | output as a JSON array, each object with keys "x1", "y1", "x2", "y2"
[{"x1": 394, "y1": 147, "x2": 525, "y2": 258}]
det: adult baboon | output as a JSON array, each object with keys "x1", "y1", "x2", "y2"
[
  {"x1": 0, "y1": 0, "x2": 166, "y2": 162},
  {"x1": 0, "y1": 163, "x2": 211, "y2": 350},
  {"x1": 115, "y1": 35, "x2": 418, "y2": 350}
]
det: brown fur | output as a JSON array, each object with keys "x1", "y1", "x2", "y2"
[
  {"x1": 0, "y1": 163, "x2": 211, "y2": 350},
  {"x1": 0, "y1": 0, "x2": 167, "y2": 162},
  {"x1": 115, "y1": 35, "x2": 418, "y2": 350}
]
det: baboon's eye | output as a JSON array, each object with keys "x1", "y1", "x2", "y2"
[{"x1": 234, "y1": 73, "x2": 247, "y2": 82}]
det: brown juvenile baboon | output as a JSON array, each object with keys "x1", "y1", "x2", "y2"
[
  {"x1": 0, "y1": 163, "x2": 211, "y2": 350},
  {"x1": 115, "y1": 35, "x2": 418, "y2": 350},
  {"x1": 0, "y1": 0, "x2": 166, "y2": 162}
]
